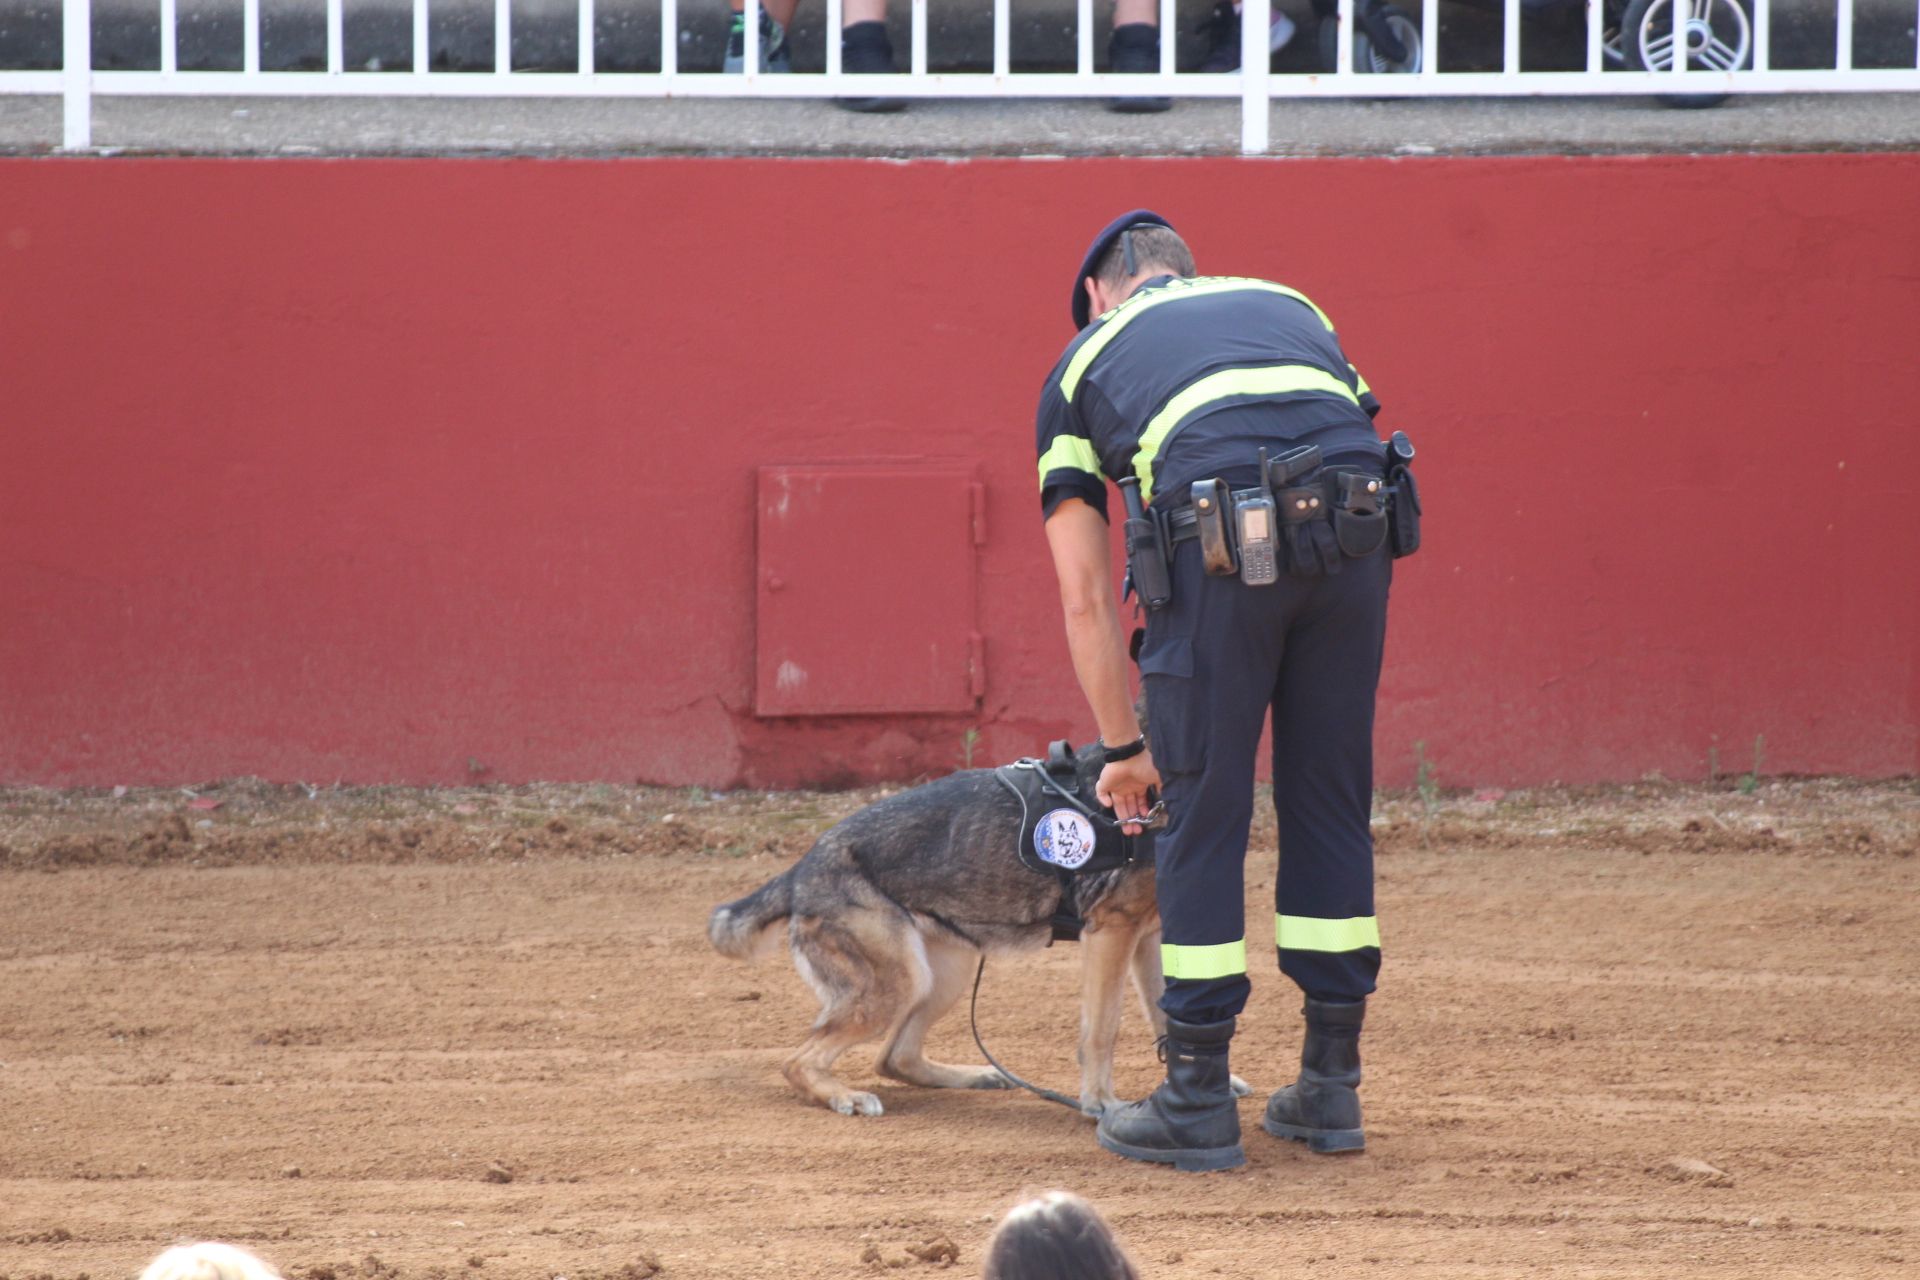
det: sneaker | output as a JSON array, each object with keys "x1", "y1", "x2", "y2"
[
  {"x1": 1107, "y1": 22, "x2": 1171, "y2": 113},
  {"x1": 836, "y1": 20, "x2": 905, "y2": 113},
  {"x1": 1198, "y1": 0, "x2": 1297, "y2": 72},
  {"x1": 722, "y1": 9, "x2": 791, "y2": 73}
]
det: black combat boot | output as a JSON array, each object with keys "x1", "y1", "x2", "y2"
[
  {"x1": 1262, "y1": 997, "x2": 1366, "y2": 1153},
  {"x1": 1096, "y1": 1016, "x2": 1244, "y2": 1172}
]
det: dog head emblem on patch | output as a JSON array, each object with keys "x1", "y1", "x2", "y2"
[{"x1": 1034, "y1": 808, "x2": 1097, "y2": 870}]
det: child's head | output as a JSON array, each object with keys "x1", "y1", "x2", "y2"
[
  {"x1": 981, "y1": 1191, "x2": 1141, "y2": 1280},
  {"x1": 139, "y1": 1243, "x2": 284, "y2": 1280}
]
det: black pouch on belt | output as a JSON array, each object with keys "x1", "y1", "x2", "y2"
[
  {"x1": 1383, "y1": 430, "x2": 1422, "y2": 559},
  {"x1": 1277, "y1": 483, "x2": 1340, "y2": 577},
  {"x1": 1388, "y1": 465, "x2": 1421, "y2": 558},
  {"x1": 1334, "y1": 470, "x2": 1390, "y2": 559},
  {"x1": 1190, "y1": 479, "x2": 1236, "y2": 576}
]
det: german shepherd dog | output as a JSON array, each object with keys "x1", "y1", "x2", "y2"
[{"x1": 709, "y1": 742, "x2": 1248, "y2": 1118}]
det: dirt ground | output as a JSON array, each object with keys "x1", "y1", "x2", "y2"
[{"x1": 1, "y1": 776, "x2": 1916, "y2": 1280}]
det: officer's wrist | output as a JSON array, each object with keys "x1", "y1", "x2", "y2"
[{"x1": 1100, "y1": 734, "x2": 1147, "y2": 764}]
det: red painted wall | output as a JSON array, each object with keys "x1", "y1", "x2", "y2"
[{"x1": 3, "y1": 155, "x2": 1916, "y2": 790}]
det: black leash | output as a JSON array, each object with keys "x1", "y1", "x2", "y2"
[{"x1": 968, "y1": 956, "x2": 1083, "y2": 1112}]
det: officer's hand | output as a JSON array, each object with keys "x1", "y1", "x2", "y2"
[{"x1": 1097, "y1": 754, "x2": 1162, "y2": 831}]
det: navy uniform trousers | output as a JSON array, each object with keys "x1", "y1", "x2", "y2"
[{"x1": 1138, "y1": 534, "x2": 1392, "y2": 1025}]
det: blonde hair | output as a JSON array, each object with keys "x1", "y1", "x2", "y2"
[
  {"x1": 138, "y1": 1243, "x2": 284, "y2": 1280},
  {"x1": 981, "y1": 1191, "x2": 1141, "y2": 1280}
]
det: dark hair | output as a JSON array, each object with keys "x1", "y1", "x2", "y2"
[
  {"x1": 1092, "y1": 225, "x2": 1196, "y2": 292},
  {"x1": 980, "y1": 1192, "x2": 1142, "y2": 1280}
]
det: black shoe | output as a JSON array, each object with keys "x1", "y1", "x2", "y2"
[
  {"x1": 1106, "y1": 22, "x2": 1171, "y2": 113},
  {"x1": 836, "y1": 21, "x2": 905, "y2": 113},
  {"x1": 1096, "y1": 1017, "x2": 1244, "y2": 1172},
  {"x1": 1262, "y1": 997, "x2": 1366, "y2": 1153},
  {"x1": 1199, "y1": 0, "x2": 1241, "y2": 71}
]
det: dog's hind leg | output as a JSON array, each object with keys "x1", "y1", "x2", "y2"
[
  {"x1": 875, "y1": 929, "x2": 1011, "y2": 1092},
  {"x1": 1077, "y1": 919, "x2": 1143, "y2": 1117},
  {"x1": 782, "y1": 912, "x2": 912, "y2": 1117}
]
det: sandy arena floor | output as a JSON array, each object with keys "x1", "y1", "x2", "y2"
[{"x1": 1, "y1": 777, "x2": 1915, "y2": 1279}]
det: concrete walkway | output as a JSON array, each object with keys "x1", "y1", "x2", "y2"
[{"x1": 4, "y1": 91, "x2": 1920, "y2": 156}]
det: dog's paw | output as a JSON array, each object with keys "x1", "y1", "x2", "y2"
[
  {"x1": 1229, "y1": 1073, "x2": 1253, "y2": 1098},
  {"x1": 830, "y1": 1091, "x2": 885, "y2": 1117},
  {"x1": 968, "y1": 1069, "x2": 1017, "y2": 1091},
  {"x1": 1079, "y1": 1093, "x2": 1119, "y2": 1120}
]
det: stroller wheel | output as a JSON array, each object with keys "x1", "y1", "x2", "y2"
[
  {"x1": 1621, "y1": 0, "x2": 1750, "y2": 108},
  {"x1": 1317, "y1": 5, "x2": 1422, "y2": 74}
]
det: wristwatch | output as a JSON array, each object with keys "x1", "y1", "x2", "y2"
[{"x1": 1101, "y1": 734, "x2": 1147, "y2": 764}]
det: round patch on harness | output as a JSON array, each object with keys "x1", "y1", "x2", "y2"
[{"x1": 1034, "y1": 808, "x2": 1098, "y2": 870}]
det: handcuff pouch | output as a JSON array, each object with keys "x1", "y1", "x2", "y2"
[{"x1": 1333, "y1": 470, "x2": 1389, "y2": 558}]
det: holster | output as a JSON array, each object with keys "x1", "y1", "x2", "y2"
[{"x1": 1119, "y1": 478, "x2": 1173, "y2": 610}]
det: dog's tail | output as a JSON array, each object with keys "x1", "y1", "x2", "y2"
[{"x1": 708, "y1": 866, "x2": 797, "y2": 961}]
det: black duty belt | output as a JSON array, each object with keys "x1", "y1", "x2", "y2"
[
  {"x1": 1119, "y1": 433, "x2": 1420, "y2": 607},
  {"x1": 1164, "y1": 467, "x2": 1372, "y2": 544}
]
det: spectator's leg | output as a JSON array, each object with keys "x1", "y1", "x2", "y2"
[
  {"x1": 1108, "y1": 0, "x2": 1171, "y2": 112},
  {"x1": 837, "y1": 0, "x2": 904, "y2": 111}
]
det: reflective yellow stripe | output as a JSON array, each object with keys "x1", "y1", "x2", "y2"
[
  {"x1": 1036, "y1": 435, "x2": 1101, "y2": 490},
  {"x1": 1161, "y1": 938, "x2": 1247, "y2": 981},
  {"x1": 1350, "y1": 363, "x2": 1372, "y2": 400},
  {"x1": 1061, "y1": 277, "x2": 1337, "y2": 403},
  {"x1": 1275, "y1": 914, "x2": 1381, "y2": 953},
  {"x1": 1133, "y1": 365, "x2": 1360, "y2": 504}
]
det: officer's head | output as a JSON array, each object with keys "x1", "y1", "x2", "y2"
[{"x1": 1073, "y1": 210, "x2": 1196, "y2": 330}]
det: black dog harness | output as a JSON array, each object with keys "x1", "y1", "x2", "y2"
[
  {"x1": 994, "y1": 740, "x2": 1155, "y2": 943},
  {"x1": 969, "y1": 741, "x2": 1161, "y2": 1113}
]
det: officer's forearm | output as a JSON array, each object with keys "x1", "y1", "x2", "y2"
[
  {"x1": 1060, "y1": 596, "x2": 1142, "y2": 748},
  {"x1": 1045, "y1": 498, "x2": 1143, "y2": 747}
]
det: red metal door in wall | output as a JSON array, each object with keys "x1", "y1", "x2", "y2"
[{"x1": 755, "y1": 465, "x2": 986, "y2": 717}]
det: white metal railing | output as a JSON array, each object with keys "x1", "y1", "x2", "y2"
[{"x1": 5, "y1": 0, "x2": 1919, "y2": 155}]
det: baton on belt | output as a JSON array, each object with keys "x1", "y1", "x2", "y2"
[{"x1": 1117, "y1": 476, "x2": 1172, "y2": 610}]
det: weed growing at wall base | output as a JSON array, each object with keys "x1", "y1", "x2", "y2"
[{"x1": 1739, "y1": 734, "x2": 1767, "y2": 795}]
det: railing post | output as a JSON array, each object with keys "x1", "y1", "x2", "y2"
[
  {"x1": 1241, "y1": 0, "x2": 1270, "y2": 154},
  {"x1": 63, "y1": 0, "x2": 92, "y2": 150}
]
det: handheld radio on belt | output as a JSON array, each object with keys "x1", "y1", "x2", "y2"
[{"x1": 1231, "y1": 450, "x2": 1281, "y2": 587}]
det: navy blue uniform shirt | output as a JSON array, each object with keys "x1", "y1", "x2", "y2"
[{"x1": 1036, "y1": 274, "x2": 1382, "y2": 520}]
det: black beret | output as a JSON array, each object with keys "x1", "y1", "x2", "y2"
[{"x1": 1071, "y1": 208, "x2": 1176, "y2": 332}]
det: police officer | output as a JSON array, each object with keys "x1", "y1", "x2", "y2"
[{"x1": 1035, "y1": 210, "x2": 1406, "y2": 1172}]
